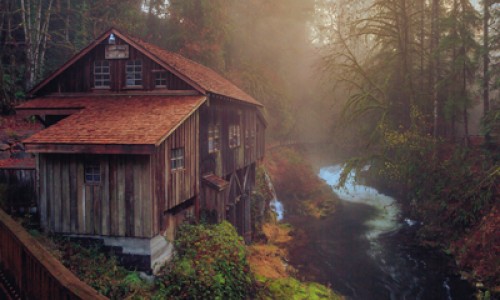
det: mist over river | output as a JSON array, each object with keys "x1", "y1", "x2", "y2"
[{"x1": 286, "y1": 164, "x2": 475, "y2": 300}]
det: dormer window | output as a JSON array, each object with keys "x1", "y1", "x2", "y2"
[
  {"x1": 94, "y1": 60, "x2": 110, "y2": 88},
  {"x1": 126, "y1": 60, "x2": 142, "y2": 87},
  {"x1": 155, "y1": 71, "x2": 167, "y2": 88}
]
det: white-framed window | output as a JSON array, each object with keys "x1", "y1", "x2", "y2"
[
  {"x1": 155, "y1": 71, "x2": 167, "y2": 88},
  {"x1": 229, "y1": 124, "x2": 241, "y2": 149},
  {"x1": 171, "y1": 148, "x2": 185, "y2": 171},
  {"x1": 208, "y1": 124, "x2": 220, "y2": 153},
  {"x1": 84, "y1": 161, "x2": 101, "y2": 184},
  {"x1": 126, "y1": 60, "x2": 142, "y2": 86},
  {"x1": 94, "y1": 60, "x2": 110, "y2": 88}
]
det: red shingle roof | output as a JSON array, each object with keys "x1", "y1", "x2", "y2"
[
  {"x1": 128, "y1": 36, "x2": 262, "y2": 107},
  {"x1": 21, "y1": 96, "x2": 206, "y2": 146}
]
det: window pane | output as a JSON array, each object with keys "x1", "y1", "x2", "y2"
[
  {"x1": 85, "y1": 162, "x2": 101, "y2": 184},
  {"x1": 94, "y1": 60, "x2": 110, "y2": 88},
  {"x1": 126, "y1": 60, "x2": 142, "y2": 86}
]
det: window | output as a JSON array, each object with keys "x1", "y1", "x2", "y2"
[
  {"x1": 208, "y1": 124, "x2": 220, "y2": 153},
  {"x1": 171, "y1": 148, "x2": 185, "y2": 171},
  {"x1": 94, "y1": 60, "x2": 110, "y2": 88},
  {"x1": 229, "y1": 124, "x2": 241, "y2": 149},
  {"x1": 84, "y1": 162, "x2": 101, "y2": 184},
  {"x1": 155, "y1": 71, "x2": 167, "y2": 88},
  {"x1": 126, "y1": 60, "x2": 142, "y2": 86},
  {"x1": 245, "y1": 128, "x2": 255, "y2": 148}
]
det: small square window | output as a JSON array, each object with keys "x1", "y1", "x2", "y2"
[
  {"x1": 171, "y1": 148, "x2": 185, "y2": 171},
  {"x1": 155, "y1": 72, "x2": 167, "y2": 87},
  {"x1": 85, "y1": 162, "x2": 101, "y2": 184}
]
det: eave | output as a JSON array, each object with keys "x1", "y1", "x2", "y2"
[{"x1": 25, "y1": 143, "x2": 155, "y2": 155}]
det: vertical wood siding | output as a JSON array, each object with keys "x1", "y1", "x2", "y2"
[
  {"x1": 150, "y1": 111, "x2": 199, "y2": 234},
  {"x1": 199, "y1": 98, "x2": 263, "y2": 178},
  {"x1": 38, "y1": 36, "x2": 194, "y2": 95},
  {"x1": 198, "y1": 97, "x2": 263, "y2": 238},
  {"x1": 39, "y1": 154, "x2": 153, "y2": 238}
]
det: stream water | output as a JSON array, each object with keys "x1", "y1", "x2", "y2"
[{"x1": 286, "y1": 164, "x2": 475, "y2": 300}]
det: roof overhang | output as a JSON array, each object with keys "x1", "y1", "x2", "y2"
[
  {"x1": 25, "y1": 143, "x2": 155, "y2": 155},
  {"x1": 202, "y1": 173, "x2": 229, "y2": 191}
]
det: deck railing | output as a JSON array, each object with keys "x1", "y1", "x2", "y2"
[{"x1": 0, "y1": 209, "x2": 107, "y2": 300}]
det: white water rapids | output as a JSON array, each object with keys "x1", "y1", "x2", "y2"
[
  {"x1": 319, "y1": 164, "x2": 402, "y2": 241},
  {"x1": 264, "y1": 171, "x2": 284, "y2": 220},
  {"x1": 263, "y1": 163, "x2": 473, "y2": 299}
]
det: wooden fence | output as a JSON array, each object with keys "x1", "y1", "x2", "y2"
[{"x1": 0, "y1": 209, "x2": 107, "y2": 300}]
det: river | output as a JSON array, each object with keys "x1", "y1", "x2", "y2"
[{"x1": 285, "y1": 164, "x2": 475, "y2": 300}]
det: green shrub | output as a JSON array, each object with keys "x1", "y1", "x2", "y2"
[
  {"x1": 257, "y1": 276, "x2": 342, "y2": 300},
  {"x1": 155, "y1": 221, "x2": 254, "y2": 299},
  {"x1": 57, "y1": 239, "x2": 152, "y2": 299}
]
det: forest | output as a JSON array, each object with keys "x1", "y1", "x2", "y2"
[{"x1": 0, "y1": 0, "x2": 499, "y2": 298}]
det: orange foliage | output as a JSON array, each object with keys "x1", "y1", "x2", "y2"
[{"x1": 265, "y1": 147, "x2": 339, "y2": 218}]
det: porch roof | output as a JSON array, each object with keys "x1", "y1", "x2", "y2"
[{"x1": 18, "y1": 95, "x2": 206, "y2": 154}]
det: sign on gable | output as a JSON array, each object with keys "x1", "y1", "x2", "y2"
[{"x1": 105, "y1": 45, "x2": 129, "y2": 59}]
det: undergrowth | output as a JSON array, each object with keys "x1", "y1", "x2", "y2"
[{"x1": 154, "y1": 221, "x2": 255, "y2": 299}]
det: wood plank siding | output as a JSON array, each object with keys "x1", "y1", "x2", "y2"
[
  {"x1": 151, "y1": 111, "x2": 199, "y2": 234},
  {"x1": 20, "y1": 28, "x2": 266, "y2": 253},
  {"x1": 198, "y1": 96, "x2": 264, "y2": 238},
  {"x1": 199, "y1": 98, "x2": 264, "y2": 177},
  {"x1": 38, "y1": 154, "x2": 153, "y2": 238},
  {"x1": 36, "y1": 36, "x2": 194, "y2": 95}
]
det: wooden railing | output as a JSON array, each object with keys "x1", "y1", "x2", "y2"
[{"x1": 0, "y1": 209, "x2": 107, "y2": 300}]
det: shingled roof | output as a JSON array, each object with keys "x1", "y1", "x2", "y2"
[
  {"x1": 28, "y1": 28, "x2": 262, "y2": 107},
  {"x1": 128, "y1": 36, "x2": 262, "y2": 107},
  {"x1": 21, "y1": 95, "x2": 206, "y2": 148}
]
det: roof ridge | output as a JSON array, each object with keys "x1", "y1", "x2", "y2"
[{"x1": 126, "y1": 35, "x2": 262, "y2": 107}]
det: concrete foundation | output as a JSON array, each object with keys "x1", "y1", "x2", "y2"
[{"x1": 67, "y1": 234, "x2": 174, "y2": 274}]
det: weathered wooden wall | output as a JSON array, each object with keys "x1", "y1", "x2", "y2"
[
  {"x1": 198, "y1": 97, "x2": 264, "y2": 238},
  {"x1": 225, "y1": 164, "x2": 255, "y2": 241},
  {"x1": 153, "y1": 111, "x2": 199, "y2": 233},
  {"x1": 0, "y1": 168, "x2": 36, "y2": 209},
  {"x1": 199, "y1": 98, "x2": 263, "y2": 177},
  {"x1": 0, "y1": 169, "x2": 35, "y2": 189},
  {"x1": 38, "y1": 154, "x2": 153, "y2": 238},
  {"x1": 0, "y1": 209, "x2": 107, "y2": 300},
  {"x1": 37, "y1": 36, "x2": 194, "y2": 95}
]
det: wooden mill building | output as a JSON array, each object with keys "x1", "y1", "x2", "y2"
[{"x1": 16, "y1": 28, "x2": 266, "y2": 271}]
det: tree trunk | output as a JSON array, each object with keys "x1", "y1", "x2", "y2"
[
  {"x1": 65, "y1": 0, "x2": 70, "y2": 42},
  {"x1": 431, "y1": 0, "x2": 440, "y2": 138},
  {"x1": 20, "y1": 0, "x2": 54, "y2": 89},
  {"x1": 483, "y1": 0, "x2": 490, "y2": 116}
]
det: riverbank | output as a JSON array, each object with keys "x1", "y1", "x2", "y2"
[
  {"x1": 265, "y1": 146, "x2": 341, "y2": 219},
  {"x1": 354, "y1": 144, "x2": 500, "y2": 298},
  {"x1": 242, "y1": 146, "x2": 345, "y2": 299}
]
